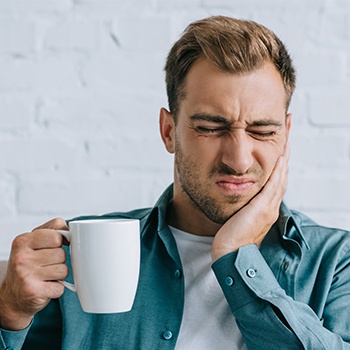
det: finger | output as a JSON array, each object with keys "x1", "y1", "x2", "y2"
[
  {"x1": 32, "y1": 247, "x2": 66, "y2": 267},
  {"x1": 284, "y1": 141, "x2": 290, "y2": 161},
  {"x1": 43, "y1": 281, "x2": 65, "y2": 299},
  {"x1": 265, "y1": 145, "x2": 289, "y2": 195},
  {"x1": 11, "y1": 247, "x2": 66, "y2": 269},
  {"x1": 37, "y1": 263, "x2": 69, "y2": 282},
  {"x1": 278, "y1": 144, "x2": 289, "y2": 191},
  {"x1": 9, "y1": 246, "x2": 67, "y2": 282},
  {"x1": 34, "y1": 218, "x2": 70, "y2": 247},
  {"x1": 258, "y1": 156, "x2": 285, "y2": 201},
  {"x1": 12, "y1": 230, "x2": 64, "y2": 252},
  {"x1": 284, "y1": 141, "x2": 290, "y2": 163},
  {"x1": 24, "y1": 280, "x2": 65, "y2": 300},
  {"x1": 32, "y1": 218, "x2": 68, "y2": 232},
  {"x1": 250, "y1": 153, "x2": 288, "y2": 211}
]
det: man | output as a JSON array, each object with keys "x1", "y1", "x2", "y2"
[{"x1": 0, "y1": 16, "x2": 349, "y2": 350}]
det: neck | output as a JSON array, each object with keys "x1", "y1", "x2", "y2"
[{"x1": 167, "y1": 185, "x2": 222, "y2": 236}]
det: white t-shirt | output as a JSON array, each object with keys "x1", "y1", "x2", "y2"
[{"x1": 170, "y1": 226, "x2": 247, "y2": 350}]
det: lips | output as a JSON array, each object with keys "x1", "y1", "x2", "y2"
[{"x1": 215, "y1": 177, "x2": 255, "y2": 194}]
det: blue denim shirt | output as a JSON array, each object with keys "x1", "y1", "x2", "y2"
[{"x1": 1, "y1": 184, "x2": 350, "y2": 349}]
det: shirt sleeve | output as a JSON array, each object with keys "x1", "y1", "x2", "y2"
[
  {"x1": 0, "y1": 299, "x2": 62, "y2": 350},
  {"x1": 0, "y1": 323, "x2": 31, "y2": 350},
  {"x1": 212, "y1": 244, "x2": 350, "y2": 350}
]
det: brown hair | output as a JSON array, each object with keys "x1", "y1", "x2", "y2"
[{"x1": 164, "y1": 16, "x2": 296, "y2": 119}]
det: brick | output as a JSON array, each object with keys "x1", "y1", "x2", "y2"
[
  {"x1": 286, "y1": 170, "x2": 350, "y2": 211},
  {"x1": 0, "y1": 19, "x2": 36, "y2": 55},
  {"x1": 81, "y1": 49, "x2": 165, "y2": 93},
  {"x1": 202, "y1": 0, "x2": 322, "y2": 10},
  {"x1": 36, "y1": 91, "x2": 166, "y2": 136},
  {"x1": 0, "y1": 215, "x2": 55, "y2": 259},
  {"x1": 309, "y1": 87, "x2": 350, "y2": 126},
  {"x1": 36, "y1": 96, "x2": 108, "y2": 132},
  {"x1": 288, "y1": 90, "x2": 308, "y2": 127},
  {"x1": 84, "y1": 134, "x2": 173, "y2": 172},
  {"x1": 45, "y1": 19, "x2": 101, "y2": 51},
  {"x1": 319, "y1": 10, "x2": 350, "y2": 47},
  {"x1": 0, "y1": 95, "x2": 33, "y2": 130},
  {"x1": 0, "y1": 0, "x2": 71, "y2": 13},
  {"x1": 0, "y1": 138, "x2": 79, "y2": 172},
  {"x1": 296, "y1": 53, "x2": 344, "y2": 87},
  {"x1": 0, "y1": 174, "x2": 16, "y2": 217},
  {"x1": 73, "y1": 0, "x2": 153, "y2": 14},
  {"x1": 333, "y1": 0, "x2": 350, "y2": 9},
  {"x1": 156, "y1": 0, "x2": 202, "y2": 10},
  {"x1": 0, "y1": 55, "x2": 82, "y2": 91},
  {"x1": 36, "y1": 92, "x2": 173, "y2": 174},
  {"x1": 111, "y1": 16, "x2": 171, "y2": 52},
  {"x1": 18, "y1": 171, "x2": 172, "y2": 216},
  {"x1": 249, "y1": 9, "x2": 322, "y2": 58},
  {"x1": 290, "y1": 130, "x2": 349, "y2": 168}
]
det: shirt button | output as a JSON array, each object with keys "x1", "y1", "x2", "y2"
[
  {"x1": 163, "y1": 330, "x2": 173, "y2": 340},
  {"x1": 247, "y1": 268, "x2": 256, "y2": 278},
  {"x1": 225, "y1": 276, "x2": 234, "y2": 286},
  {"x1": 283, "y1": 261, "x2": 290, "y2": 271},
  {"x1": 174, "y1": 269, "x2": 182, "y2": 279}
]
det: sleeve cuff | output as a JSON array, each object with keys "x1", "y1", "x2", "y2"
[
  {"x1": 0, "y1": 320, "x2": 32, "y2": 350},
  {"x1": 212, "y1": 244, "x2": 281, "y2": 311}
]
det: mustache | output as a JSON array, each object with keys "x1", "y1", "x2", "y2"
[
  {"x1": 209, "y1": 162, "x2": 259, "y2": 177},
  {"x1": 209, "y1": 163, "x2": 246, "y2": 177}
]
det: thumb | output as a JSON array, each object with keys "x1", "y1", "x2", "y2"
[{"x1": 32, "y1": 218, "x2": 68, "y2": 232}]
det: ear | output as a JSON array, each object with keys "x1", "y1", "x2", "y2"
[
  {"x1": 285, "y1": 113, "x2": 292, "y2": 140},
  {"x1": 159, "y1": 107, "x2": 175, "y2": 154}
]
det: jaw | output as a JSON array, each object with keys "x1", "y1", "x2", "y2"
[
  {"x1": 169, "y1": 180, "x2": 223, "y2": 236},
  {"x1": 170, "y1": 175, "x2": 260, "y2": 235}
]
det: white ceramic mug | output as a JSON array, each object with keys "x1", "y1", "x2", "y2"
[{"x1": 58, "y1": 218, "x2": 140, "y2": 313}]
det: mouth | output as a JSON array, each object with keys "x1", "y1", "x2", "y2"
[{"x1": 215, "y1": 178, "x2": 255, "y2": 195}]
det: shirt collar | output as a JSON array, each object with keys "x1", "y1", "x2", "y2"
[
  {"x1": 149, "y1": 184, "x2": 310, "y2": 250},
  {"x1": 153, "y1": 183, "x2": 173, "y2": 232},
  {"x1": 278, "y1": 202, "x2": 310, "y2": 250}
]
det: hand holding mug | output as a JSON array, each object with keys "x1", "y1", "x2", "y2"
[{"x1": 0, "y1": 218, "x2": 68, "y2": 331}]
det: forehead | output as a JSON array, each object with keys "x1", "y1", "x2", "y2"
[{"x1": 179, "y1": 59, "x2": 287, "y2": 123}]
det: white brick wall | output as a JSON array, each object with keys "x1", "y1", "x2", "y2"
[{"x1": 1, "y1": 0, "x2": 350, "y2": 259}]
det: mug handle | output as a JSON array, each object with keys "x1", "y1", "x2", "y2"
[{"x1": 57, "y1": 229, "x2": 77, "y2": 293}]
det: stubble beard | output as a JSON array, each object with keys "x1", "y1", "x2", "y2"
[{"x1": 174, "y1": 140, "x2": 247, "y2": 225}]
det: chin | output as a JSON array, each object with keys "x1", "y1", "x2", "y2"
[
  {"x1": 203, "y1": 204, "x2": 243, "y2": 225},
  {"x1": 217, "y1": 199, "x2": 253, "y2": 224}
]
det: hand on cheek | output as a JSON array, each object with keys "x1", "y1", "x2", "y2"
[{"x1": 212, "y1": 143, "x2": 290, "y2": 262}]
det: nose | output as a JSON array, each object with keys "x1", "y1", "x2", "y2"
[{"x1": 220, "y1": 132, "x2": 254, "y2": 175}]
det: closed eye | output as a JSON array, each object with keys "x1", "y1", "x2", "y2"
[
  {"x1": 196, "y1": 126, "x2": 229, "y2": 134},
  {"x1": 247, "y1": 130, "x2": 276, "y2": 140}
]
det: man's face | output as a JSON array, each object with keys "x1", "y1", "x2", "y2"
[{"x1": 161, "y1": 58, "x2": 291, "y2": 227}]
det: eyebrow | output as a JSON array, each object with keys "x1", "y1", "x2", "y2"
[
  {"x1": 247, "y1": 120, "x2": 284, "y2": 127},
  {"x1": 189, "y1": 114, "x2": 232, "y2": 126},
  {"x1": 189, "y1": 113, "x2": 284, "y2": 127}
]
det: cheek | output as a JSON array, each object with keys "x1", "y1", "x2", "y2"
[
  {"x1": 254, "y1": 144, "x2": 282, "y2": 175},
  {"x1": 181, "y1": 134, "x2": 220, "y2": 161}
]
